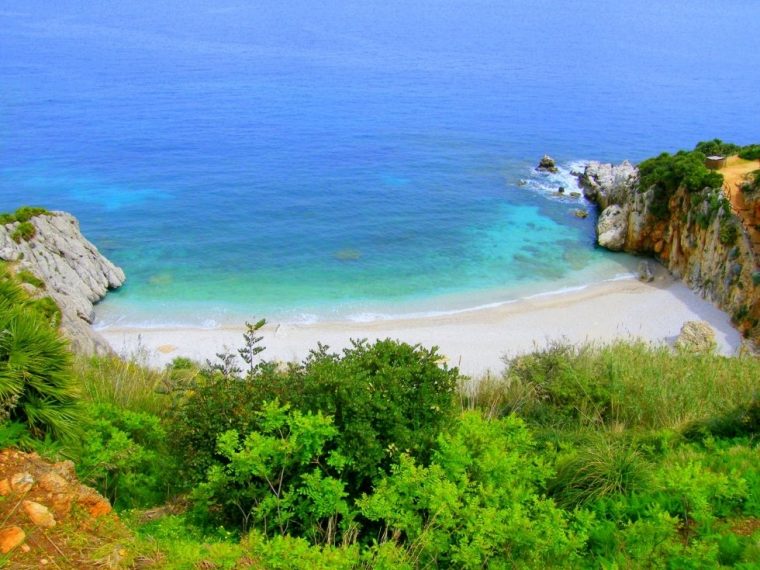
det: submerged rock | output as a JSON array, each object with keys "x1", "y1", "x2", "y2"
[
  {"x1": 572, "y1": 209, "x2": 589, "y2": 219},
  {"x1": 675, "y1": 321, "x2": 717, "y2": 353},
  {"x1": 536, "y1": 155, "x2": 558, "y2": 173},
  {"x1": 0, "y1": 212, "x2": 125, "y2": 354}
]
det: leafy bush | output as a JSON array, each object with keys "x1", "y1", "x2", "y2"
[
  {"x1": 191, "y1": 401, "x2": 349, "y2": 539},
  {"x1": 74, "y1": 403, "x2": 175, "y2": 508},
  {"x1": 695, "y1": 139, "x2": 741, "y2": 157},
  {"x1": 738, "y1": 144, "x2": 760, "y2": 160},
  {"x1": 359, "y1": 412, "x2": 587, "y2": 568},
  {"x1": 169, "y1": 338, "x2": 459, "y2": 495},
  {"x1": 11, "y1": 221, "x2": 36, "y2": 243},
  {"x1": 719, "y1": 218, "x2": 739, "y2": 245},
  {"x1": 296, "y1": 339, "x2": 459, "y2": 492},
  {"x1": 741, "y1": 169, "x2": 760, "y2": 195},
  {"x1": 166, "y1": 363, "x2": 290, "y2": 486}
]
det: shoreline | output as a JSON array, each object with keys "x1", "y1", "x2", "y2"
[{"x1": 99, "y1": 265, "x2": 743, "y2": 376}]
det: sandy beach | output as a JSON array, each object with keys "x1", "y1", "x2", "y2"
[{"x1": 99, "y1": 267, "x2": 742, "y2": 377}]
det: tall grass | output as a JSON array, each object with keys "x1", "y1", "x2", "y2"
[
  {"x1": 75, "y1": 354, "x2": 172, "y2": 416},
  {"x1": 461, "y1": 340, "x2": 760, "y2": 432}
]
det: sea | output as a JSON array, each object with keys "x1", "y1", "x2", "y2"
[{"x1": 1, "y1": 0, "x2": 759, "y2": 328}]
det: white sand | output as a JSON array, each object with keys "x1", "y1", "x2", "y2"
[{"x1": 99, "y1": 269, "x2": 742, "y2": 377}]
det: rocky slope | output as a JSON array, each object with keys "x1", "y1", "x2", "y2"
[
  {"x1": 0, "y1": 449, "x2": 131, "y2": 568},
  {"x1": 580, "y1": 162, "x2": 760, "y2": 349},
  {"x1": 0, "y1": 212, "x2": 125, "y2": 354}
]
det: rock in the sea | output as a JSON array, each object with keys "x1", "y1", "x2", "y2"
[
  {"x1": 597, "y1": 205, "x2": 628, "y2": 251},
  {"x1": 0, "y1": 212, "x2": 125, "y2": 354},
  {"x1": 675, "y1": 321, "x2": 717, "y2": 353},
  {"x1": 637, "y1": 260, "x2": 655, "y2": 282},
  {"x1": 572, "y1": 209, "x2": 589, "y2": 219},
  {"x1": 536, "y1": 154, "x2": 558, "y2": 173}
]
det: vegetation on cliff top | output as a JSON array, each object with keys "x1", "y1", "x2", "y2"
[
  {"x1": 638, "y1": 140, "x2": 760, "y2": 219},
  {"x1": 0, "y1": 205, "x2": 51, "y2": 226}
]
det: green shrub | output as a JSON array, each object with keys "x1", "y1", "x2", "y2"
[
  {"x1": 169, "y1": 338, "x2": 459, "y2": 495},
  {"x1": 74, "y1": 402, "x2": 175, "y2": 508},
  {"x1": 548, "y1": 437, "x2": 651, "y2": 508},
  {"x1": 191, "y1": 401, "x2": 349, "y2": 538},
  {"x1": 11, "y1": 221, "x2": 36, "y2": 243},
  {"x1": 359, "y1": 412, "x2": 587, "y2": 568},
  {"x1": 166, "y1": 363, "x2": 290, "y2": 486},
  {"x1": 684, "y1": 398, "x2": 760, "y2": 440},
  {"x1": 296, "y1": 339, "x2": 459, "y2": 492},
  {"x1": 0, "y1": 205, "x2": 50, "y2": 225},
  {"x1": 695, "y1": 139, "x2": 741, "y2": 157},
  {"x1": 741, "y1": 169, "x2": 760, "y2": 195},
  {"x1": 738, "y1": 144, "x2": 760, "y2": 161},
  {"x1": 0, "y1": 297, "x2": 80, "y2": 440},
  {"x1": 719, "y1": 218, "x2": 739, "y2": 245}
]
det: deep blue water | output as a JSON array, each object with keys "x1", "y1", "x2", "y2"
[{"x1": 1, "y1": 1, "x2": 758, "y2": 325}]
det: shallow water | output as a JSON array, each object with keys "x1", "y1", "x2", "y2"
[{"x1": 1, "y1": 1, "x2": 758, "y2": 326}]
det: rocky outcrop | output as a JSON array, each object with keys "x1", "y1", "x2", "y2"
[
  {"x1": 637, "y1": 260, "x2": 654, "y2": 283},
  {"x1": 536, "y1": 155, "x2": 558, "y2": 173},
  {"x1": 581, "y1": 161, "x2": 760, "y2": 348},
  {"x1": 0, "y1": 212, "x2": 125, "y2": 354},
  {"x1": 0, "y1": 449, "x2": 122, "y2": 565},
  {"x1": 579, "y1": 160, "x2": 638, "y2": 209},
  {"x1": 675, "y1": 321, "x2": 717, "y2": 353},
  {"x1": 596, "y1": 205, "x2": 628, "y2": 251}
]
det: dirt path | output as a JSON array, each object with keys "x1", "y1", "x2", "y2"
[{"x1": 719, "y1": 156, "x2": 760, "y2": 253}]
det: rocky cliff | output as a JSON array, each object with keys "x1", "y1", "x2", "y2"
[
  {"x1": 0, "y1": 211, "x2": 125, "y2": 354},
  {"x1": 580, "y1": 162, "x2": 760, "y2": 349}
]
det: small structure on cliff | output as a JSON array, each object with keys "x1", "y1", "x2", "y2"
[{"x1": 705, "y1": 155, "x2": 727, "y2": 170}]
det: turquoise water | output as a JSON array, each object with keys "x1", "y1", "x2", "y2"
[{"x1": 1, "y1": 1, "x2": 758, "y2": 326}]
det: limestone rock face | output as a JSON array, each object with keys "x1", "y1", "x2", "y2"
[
  {"x1": 597, "y1": 205, "x2": 628, "y2": 251},
  {"x1": 0, "y1": 212, "x2": 125, "y2": 354},
  {"x1": 675, "y1": 321, "x2": 717, "y2": 353},
  {"x1": 579, "y1": 160, "x2": 638, "y2": 209},
  {"x1": 582, "y1": 158, "x2": 760, "y2": 348}
]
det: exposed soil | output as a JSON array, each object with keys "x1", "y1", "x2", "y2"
[{"x1": 720, "y1": 156, "x2": 760, "y2": 253}]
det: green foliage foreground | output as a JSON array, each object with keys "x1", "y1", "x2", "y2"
[{"x1": 1, "y1": 287, "x2": 759, "y2": 567}]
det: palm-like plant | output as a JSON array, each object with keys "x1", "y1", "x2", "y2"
[{"x1": 0, "y1": 280, "x2": 81, "y2": 441}]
